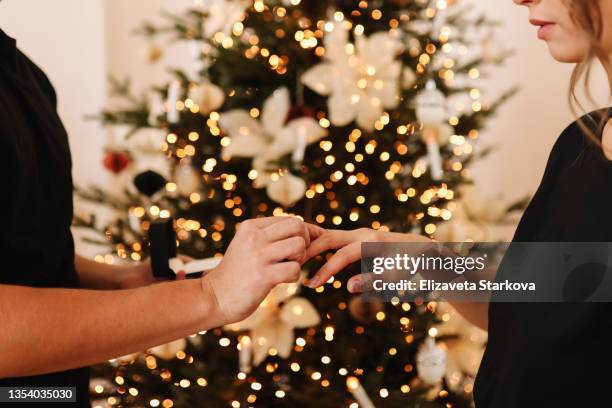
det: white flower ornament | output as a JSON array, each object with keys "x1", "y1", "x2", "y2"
[
  {"x1": 201, "y1": 0, "x2": 249, "y2": 38},
  {"x1": 225, "y1": 277, "x2": 320, "y2": 365},
  {"x1": 219, "y1": 87, "x2": 327, "y2": 204},
  {"x1": 302, "y1": 23, "x2": 402, "y2": 130}
]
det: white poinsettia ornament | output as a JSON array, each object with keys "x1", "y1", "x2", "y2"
[
  {"x1": 188, "y1": 80, "x2": 225, "y2": 115},
  {"x1": 434, "y1": 185, "x2": 510, "y2": 242},
  {"x1": 434, "y1": 206, "x2": 486, "y2": 242},
  {"x1": 301, "y1": 23, "x2": 402, "y2": 130},
  {"x1": 220, "y1": 87, "x2": 326, "y2": 161},
  {"x1": 201, "y1": 0, "x2": 249, "y2": 38},
  {"x1": 219, "y1": 87, "x2": 326, "y2": 199},
  {"x1": 225, "y1": 275, "x2": 320, "y2": 366},
  {"x1": 460, "y1": 185, "x2": 508, "y2": 223}
]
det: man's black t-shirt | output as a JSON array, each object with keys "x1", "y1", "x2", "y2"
[
  {"x1": 0, "y1": 29, "x2": 90, "y2": 406},
  {"x1": 474, "y1": 109, "x2": 612, "y2": 407}
]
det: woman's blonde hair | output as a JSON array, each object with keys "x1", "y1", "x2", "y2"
[{"x1": 567, "y1": 0, "x2": 612, "y2": 143}]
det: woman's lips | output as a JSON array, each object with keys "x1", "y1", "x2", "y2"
[
  {"x1": 537, "y1": 23, "x2": 555, "y2": 40},
  {"x1": 529, "y1": 18, "x2": 555, "y2": 40}
]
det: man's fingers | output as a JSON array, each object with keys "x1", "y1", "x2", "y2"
[
  {"x1": 263, "y1": 217, "x2": 309, "y2": 246},
  {"x1": 266, "y1": 236, "x2": 307, "y2": 263},
  {"x1": 247, "y1": 216, "x2": 292, "y2": 229},
  {"x1": 305, "y1": 223, "x2": 326, "y2": 242},
  {"x1": 267, "y1": 261, "x2": 302, "y2": 284},
  {"x1": 307, "y1": 241, "x2": 361, "y2": 288}
]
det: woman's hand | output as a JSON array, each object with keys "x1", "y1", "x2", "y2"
[
  {"x1": 201, "y1": 216, "x2": 324, "y2": 325},
  {"x1": 305, "y1": 228, "x2": 430, "y2": 291}
]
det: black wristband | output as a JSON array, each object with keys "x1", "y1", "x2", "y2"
[{"x1": 149, "y1": 218, "x2": 177, "y2": 280}]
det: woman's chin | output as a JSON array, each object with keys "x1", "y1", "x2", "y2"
[{"x1": 547, "y1": 45, "x2": 586, "y2": 63}]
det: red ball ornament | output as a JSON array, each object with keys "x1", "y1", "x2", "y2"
[{"x1": 103, "y1": 150, "x2": 131, "y2": 174}]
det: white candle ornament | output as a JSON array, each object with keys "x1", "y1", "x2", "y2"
[
  {"x1": 239, "y1": 336, "x2": 252, "y2": 374},
  {"x1": 346, "y1": 376, "x2": 376, "y2": 408},
  {"x1": 148, "y1": 93, "x2": 165, "y2": 127},
  {"x1": 166, "y1": 80, "x2": 181, "y2": 124},
  {"x1": 416, "y1": 79, "x2": 447, "y2": 124},
  {"x1": 422, "y1": 127, "x2": 444, "y2": 181},
  {"x1": 416, "y1": 80, "x2": 448, "y2": 180},
  {"x1": 416, "y1": 336, "x2": 447, "y2": 385},
  {"x1": 291, "y1": 127, "x2": 308, "y2": 164}
]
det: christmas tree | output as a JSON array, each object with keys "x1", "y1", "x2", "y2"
[{"x1": 77, "y1": 0, "x2": 516, "y2": 406}]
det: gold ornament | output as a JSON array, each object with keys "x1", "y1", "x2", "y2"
[{"x1": 145, "y1": 42, "x2": 163, "y2": 64}]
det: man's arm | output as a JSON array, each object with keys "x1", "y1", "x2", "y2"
[
  {"x1": 0, "y1": 217, "x2": 322, "y2": 379},
  {"x1": 75, "y1": 255, "x2": 191, "y2": 290},
  {"x1": 0, "y1": 278, "x2": 215, "y2": 378},
  {"x1": 75, "y1": 255, "x2": 149, "y2": 290}
]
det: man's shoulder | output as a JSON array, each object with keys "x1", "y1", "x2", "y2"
[{"x1": 14, "y1": 48, "x2": 58, "y2": 107}]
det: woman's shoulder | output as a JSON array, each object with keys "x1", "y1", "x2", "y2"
[
  {"x1": 557, "y1": 108, "x2": 610, "y2": 145},
  {"x1": 549, "y1": 108, "x2": 610, "y2": 161}
]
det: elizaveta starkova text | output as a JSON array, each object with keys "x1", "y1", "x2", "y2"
[{"x1": 372, "y1": 279, "x2": 536, "y2": 292}]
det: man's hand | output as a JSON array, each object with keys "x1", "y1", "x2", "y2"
[{"x1": 201, "y1": 217, "x2": 324, "y2": 325}]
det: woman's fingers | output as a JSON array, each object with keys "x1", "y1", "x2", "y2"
[
  {"x1": 266, "y1": 236, "x2": 307, "y2": 263},
  {"x1": 304, "y1": 229, "x2": 357, "y2": 262},
  {"x1": 346, "y1": 272, "x2": 376, "y2": 293},
  {"x1": 307, "y1": 241, "x2": 361, "y2": 288}
]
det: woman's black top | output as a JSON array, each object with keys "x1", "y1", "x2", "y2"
[
  {"x1": 474, "y1": 109, "x2": 612, "y2": 407},
  {"x1": 0, "y1": 29, "x2": 90, "y2": 406}
]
